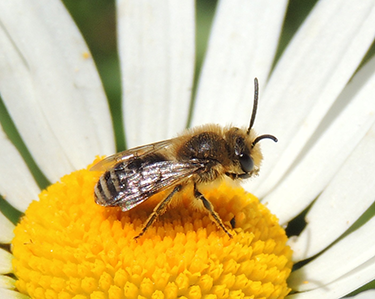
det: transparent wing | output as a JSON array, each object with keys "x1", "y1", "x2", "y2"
[
  {"x1": 91, "y1": 138, "x2": 177, "y2": 171},
  {"x1": 95, "y1": 158, "x2": 208, "y2": 211}
]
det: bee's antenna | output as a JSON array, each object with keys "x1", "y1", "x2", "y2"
[
  {"x1": 252, "y1": 134, "x2": 278, "y2": 148},
  {"x1": 247, "y1": 78, "x2": 259, "y2": 135}
]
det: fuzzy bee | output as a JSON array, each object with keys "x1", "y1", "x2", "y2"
[{"x1": 92, "y1": 78, "x2": 277, "y2": 239}]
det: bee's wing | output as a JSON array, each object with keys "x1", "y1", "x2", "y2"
[
  {"x1": 95, "y1": 159, "x2": 207, "y2": 211},
  {"x1": 91, "y1": 138, "x2": 176, "y2": 171}
]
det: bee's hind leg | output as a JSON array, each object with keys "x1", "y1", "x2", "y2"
[
  {"x1": 134, "y1": 184, "x2": 182, "y2": 240},
  {"x1": 194, "y1": 183, "x2": 233, "y2": 238}
]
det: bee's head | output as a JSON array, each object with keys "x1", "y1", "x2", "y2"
[
  {"x1": 225, "y1": 128, "x2": 276, "y2": 179},
  {"x1": 224, "y1": 78, "x2": 277, "y2": 180}
]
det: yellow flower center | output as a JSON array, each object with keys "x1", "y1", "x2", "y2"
[{"x1": 12, "y1": 160, "x2": 293, "y2": 299}]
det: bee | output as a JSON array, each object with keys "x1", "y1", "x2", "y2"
[{"x1": 92, "y1": 78, "x2": 277, "y2": 239}]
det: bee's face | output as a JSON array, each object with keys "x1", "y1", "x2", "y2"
[{"x1": 225, "y1": 127, "x2": 263, "y2": 178}]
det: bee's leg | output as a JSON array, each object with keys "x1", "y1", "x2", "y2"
[
  {"x1": 134, "y1": 184, "x2": 182, "y2": 240},
  {"x1": 194, "y1": 183, "x2": 233, "y2": 238},
  {"x1": 230, "y1": 216, "x2": 236, "y2": 229}
]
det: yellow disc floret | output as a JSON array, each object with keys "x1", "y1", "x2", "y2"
[{"x1": 12, "y1": 160, "x2": 293, "y2": 299}]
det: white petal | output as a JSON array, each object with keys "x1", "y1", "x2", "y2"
[
  {"x1": 0, "y1": 288, "x2": 29, "y2": 299},
  {"x1": 191, "y1": 0, "x2": 288, "y2": 127},
  {"x1": 117, "y1": 0, "x2": 195, "y2": 147},
  {"x1": 0, "y1": 125, "x2": 40, "y2": 212},
  {"x1": 0, "y1": 248, "x2": 12, "y2": 274},
  {"x1": 347, "y1": 290, "x2": 375, "y2": 299},
  {"x1": 286, "y1": 256, "x2": 375, "y2": 298},
  {"x1": 0, "y1": 275, "x2": 16, "y2": 289},
  {"x1": 248, "y1": 0, "x2": 375, "y2": 196},
  {"x1": 288, "y1": 215, "x2": 375, "y2": 292},
  {"x1": 287, "y1": 123, "x2": 375, "y2": 261},
  {"x1": 0, "y1": 212, "x2": 15, "y2": 243},
  {"x1": 0, "y1": 0, "x2": 115, "y2": 183},
  {"x1": 264, "y1": 54, "x2": 375, "y2": 224}
]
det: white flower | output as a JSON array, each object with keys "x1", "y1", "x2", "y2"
[{"x1": 1, "y1": 0, "x2": 375, "y2": 298}]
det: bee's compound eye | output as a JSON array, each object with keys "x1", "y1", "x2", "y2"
[{"x1": 239, "y1": 154, "x2": 253, "y2": 172}]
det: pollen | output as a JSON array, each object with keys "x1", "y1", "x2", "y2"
[{"x1": 12, "y1": 160, "x2": 293, "y2": 299}]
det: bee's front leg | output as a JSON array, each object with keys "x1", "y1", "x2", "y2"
[{"x1": 193, "y1": 183, "x2": 233, "y2": 238}]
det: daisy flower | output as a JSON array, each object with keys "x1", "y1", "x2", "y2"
[{"x1": 1, "y1": 0, "x2": 375, "y2": 298}]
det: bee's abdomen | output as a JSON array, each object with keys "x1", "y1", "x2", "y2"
[
  {"x1": 94, "y1": 167, "x2": 125, "y2": 206},
  {"x1": 94, "y1": 154, "x2": 168, "y2": 210}
]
